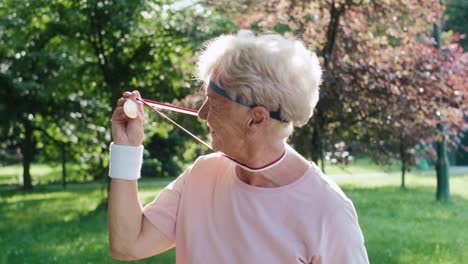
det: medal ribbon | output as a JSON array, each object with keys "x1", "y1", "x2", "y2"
[{"x1": 136, "y1": 98, "x2": 286, "y2": 173}]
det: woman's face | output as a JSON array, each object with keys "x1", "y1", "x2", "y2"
[{"x1": 198, "y1": 86, "x2": 248, "y2": 154}]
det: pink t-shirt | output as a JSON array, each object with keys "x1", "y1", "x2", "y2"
[{"x1": 143, "y1": 153, "x2": 369, "y2": 264}]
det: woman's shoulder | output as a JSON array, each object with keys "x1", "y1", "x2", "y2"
[
  {"x1": 193, "y1": 152, "x2": 230, "y2": 167},
  {"x1": 187, "y1": 152, "x2": 233, "y2": 179},
  {"x1": 299, "y1": 163, "x2": 354, "y2": 212}
]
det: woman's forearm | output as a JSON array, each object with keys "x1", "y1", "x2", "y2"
[{"x1": 108, "y1": 179, "x2": 143, "y2": 259}]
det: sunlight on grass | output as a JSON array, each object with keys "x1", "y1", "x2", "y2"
[{"x1": 0, "y1": 163, "x2": 85, "y2": 185}]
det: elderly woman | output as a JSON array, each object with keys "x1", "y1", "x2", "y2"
[{"x1": 108, "y1": 30, "x2": 369, "y2": 263}]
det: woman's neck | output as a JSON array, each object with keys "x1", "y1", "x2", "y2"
[
  {"x1": 228, "y1": 141, "x2": 286, "y2": 170},
  {"x1": 234, "y1": 144, "x2": 311, "y2": 188}
]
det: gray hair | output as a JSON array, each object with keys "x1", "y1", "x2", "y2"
[{"x1": 196, "y1": 30, "x2": 322, "y2": 130}]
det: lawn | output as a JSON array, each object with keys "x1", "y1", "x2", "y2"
[{"x1": 0, "y1": 163, "x2": 467, "y2": 263}]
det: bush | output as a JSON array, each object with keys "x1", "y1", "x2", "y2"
[{"x1": 141, "y1": 158, "x2": 162, "y2": 177}]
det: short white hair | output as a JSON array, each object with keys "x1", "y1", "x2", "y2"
[{"x1": 196, "y1": 30, "x2": 322, "y2": 128}]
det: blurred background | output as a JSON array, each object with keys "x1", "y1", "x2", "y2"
[{"x1": 0, "y1": 0, "x2": 467, "y2": 263}]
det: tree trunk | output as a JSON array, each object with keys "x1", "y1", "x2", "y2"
[
  {"x1": 311, "y1": 0, "x2": 346, "y2": 172},
  {"x1": 322, "y1": 0, "x2": 344, "y2": 65},
  {"x1": 436, "y1": 125, "x2": 450, "y2": 201},
  {"x1": 21, "y1": 122, "x2": 35, "y2": 190},
  {"x1": 292, "y1": 126, "x2": 308, "y2": 157},
  {"x1": 399, "y1": 132, "x2": 406, "y2": 189},
  {"x1": 289, "y1": 0, "x2": 344, "y2": 170},
  {"x1": 111, "y1": 83, "x2": 122, "y2": 109},
  {"x1": 310, "y1": 126, "x2": 319, "y2": 164},
  {"x1": 433, "y1": 4, "x2": 450, "y2": 202},
  {"x1": 312, "y1": 108, "x2": 326, "y2": 172},
  {"x1": 61, "y1": 142, "x2": 67, "y2": 189}
]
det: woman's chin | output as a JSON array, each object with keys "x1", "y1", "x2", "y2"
[
  {"x1": 210, "y1": 139, "x2": 228, "y2": 153},
  {"x1": 210, "y1": 141, "x2": 221, "y2": 152},
  {"x1": 209, "y1": 136, "x2": 219, "y2": 150}
]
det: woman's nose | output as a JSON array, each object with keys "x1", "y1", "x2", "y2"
[{"x1": 198, "y1": 100, "x2": 208, "y2": 120}]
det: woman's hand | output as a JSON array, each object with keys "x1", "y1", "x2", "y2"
[{"x1": 111, "y1": 91, "x2": 145, "y2": 146}]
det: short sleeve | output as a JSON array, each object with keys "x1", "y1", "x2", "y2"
[
  {"x1": 143, "y1": 164, "x2": 193, "y2": 241},
  {"x1": 321, "y1": 201, "x2": 369, "y2": 264}
]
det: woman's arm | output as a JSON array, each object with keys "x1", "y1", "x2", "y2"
[
  {"x1": 108, "y1": 91, "x2": 174, "y2": 260},
  {"x1": 108, "y1": 179, "x2": 174, "y2": 260},
  {"x1": 321, "y1": 202, "x2": 369, "y2": 264}
]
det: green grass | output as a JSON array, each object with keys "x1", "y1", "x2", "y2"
[
  {"x1": 0, "y1": 163, "x2": 174, "y2": 187},
  {"x1": 0, "y1": 163, "x2": 86, "y2": 185},
  {"x1": 342, "y1": 185, "x2": 467, "y2": 263},
  {"x1": 0, "y1": 185, "x2": 175, "y2": 264},
  {"x1": 0, "y1": 163, "x2": 467, "y2": 263}
]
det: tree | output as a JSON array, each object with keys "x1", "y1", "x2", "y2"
[
  {"x1": 1, "y1": 0, "x2": 237, "y2": 189},
  {"x1": 0, "y1": 0, "x2": 85, "y2": 189},
  {"x1": 208, "y1": 0, "x2": 467, "y2": 190},
  {"x1": 71, "y1": 0, "x2": 236, "y2": 177}
]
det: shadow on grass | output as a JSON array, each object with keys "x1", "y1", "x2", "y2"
[
  {"x1": 0, "y1": 185, "x2": 466, "y2": 264},
  {"x1": 342, "y1": 186, "x2": 468, "y2": 264}
]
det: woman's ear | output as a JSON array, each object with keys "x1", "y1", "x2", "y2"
[{"x1": 248, "y1": 106, "x2": 270, "y2": 128}]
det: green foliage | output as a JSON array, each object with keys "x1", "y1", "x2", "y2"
[
  {"x1": 445, "y1": 0, "x2": 468, "y2": 49},
  {"x1": 0, "y1": 0, "x2": 236, "y2": 185}
]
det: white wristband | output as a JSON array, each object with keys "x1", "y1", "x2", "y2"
[{"x1": 109, "y1": 143, "x2": 144, "y2": 180}]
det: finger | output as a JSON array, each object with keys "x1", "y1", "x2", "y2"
[
  {"x1": 129, "y1": 90, "x2": 140, "y2": 101},
  {"x1": 111, "y1": 107, "x2": 122, "y2": 120},
  {"x1": 133, "y1": 90, "x2": 142, "y2": 100},
  {"x1": 136, "y1": 97, "x2": 144, "y2": 112},
  {"x1": 123, "y1": 91, "x2": 132, "y2": 98},
  {"x1": 136, "y1": 105, "x2": 145, "y2": 121},
  {"x1": 128, "y1": 90, "x2": 144, "y2": 112},
  {"x1": 112, "y1": 106, "x2": 128, "y2": 121},
  {"x1": 117, "y1": 97, "x2": 127, "y2": 107}
]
